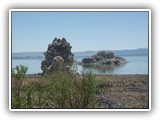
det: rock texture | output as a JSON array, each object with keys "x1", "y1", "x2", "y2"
[
  {"x1": 81, "y1": 51, "x2": 127, "y2": 65},
  {"x1": 97, "y1": 96, "x2": 123, "y2": 108},
  {"x1": 41, "y1": 38, "x2": 74, "y2": 74}
]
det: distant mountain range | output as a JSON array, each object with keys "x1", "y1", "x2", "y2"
[
  {"x1": 74, "y1": 48, "x2": 148, "y2": 57},
  {"x1": 12, "y1": 48, "x2": 148, "y2": 59},
  {"x1": 12, "y1": 52, "x2": 44, "y2": 59}
]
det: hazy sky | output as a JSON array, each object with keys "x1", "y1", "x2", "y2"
[{"x1": 12, "y1": 11, "x2": 148, "y2": 52}]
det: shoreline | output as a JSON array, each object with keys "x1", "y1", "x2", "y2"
[{"x1": 26, "y1": 73, "x2": 149, "y2": 76}]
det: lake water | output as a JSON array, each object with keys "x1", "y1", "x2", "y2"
[{"x1": 12, "y1": 55, "x2": 148, "y2": 74}]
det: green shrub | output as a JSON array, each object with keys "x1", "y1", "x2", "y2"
[
  {"x1": 11, "y1": 65, "x2": 28, "y2": 108},
  {"x1": 42, "y1": 68, "x2": 96, "y2": 108},
  {"x1": 12, "y1": 65, "x2": 28, "y2": 80},
  {"x1": 11, "y1": 64, "x2": 96, "y2": 108}
]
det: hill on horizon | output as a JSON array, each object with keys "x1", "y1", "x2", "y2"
[
  {"x1": 74, "y1": 48, "x2": 148, "y2": 57},
  {"x1": 12, "y1": 48, "x2": 148, "y2": 59}
]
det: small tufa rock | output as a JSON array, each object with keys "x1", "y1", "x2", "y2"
[
  {"x1": 82, "y1": 58, "x2": 95, "y2": 64},
  {"x1": 81, "y1": 51, "x2": 127, "y2": 65},
  {"x1": 96, "y1": 51, "x2": 114, "y2": 59},
  {"x1": 41, "y1": 38, "x2": 74, "y2": 74}
]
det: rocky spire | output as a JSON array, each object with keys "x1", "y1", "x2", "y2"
[{"x1": 41, "y1": 38, "x2": 74, "y2": 74}]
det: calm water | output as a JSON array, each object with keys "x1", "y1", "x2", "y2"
[{"x1": 12, "y1": 55, "x2": 148, "y2": 74}]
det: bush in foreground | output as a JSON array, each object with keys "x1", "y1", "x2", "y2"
[{"x1": 11, "y1": 65, "x2": 96, "y2": 108}]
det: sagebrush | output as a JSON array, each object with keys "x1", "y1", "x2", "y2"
[{"x1": 12, "y1": 65, "x2": 96, "y2": 108}]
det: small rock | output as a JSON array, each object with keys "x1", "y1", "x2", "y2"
[
  {"x1": 97, "y1": 96, "x2": 123, "y2": 108},
  {"x1": 81, "y1": 51, "x2": 127, "y2": 65},
  {"x1": 82, "y1": 58, "x2": 94, "y2": 64}
]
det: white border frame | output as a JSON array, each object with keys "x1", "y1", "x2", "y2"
[{"x1": 9, "y1": 9, "x2": 151, "y2": 111}]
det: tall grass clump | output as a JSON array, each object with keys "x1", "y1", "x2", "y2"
[
  {"x1": 12, "y1": 65, "x2": 28, "y2": 108},
  {"x1": 42, "y1": 64, "x2": 96, "y2": 108},
  {"x1": 11, "y1": 64, "x2": 96, "y2": 108}
]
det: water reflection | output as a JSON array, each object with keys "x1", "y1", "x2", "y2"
[{"x1": 77, "y1": 64, "x2": 126, "y2": 74}]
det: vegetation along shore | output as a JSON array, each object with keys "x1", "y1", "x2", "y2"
[{"x1": 12, "y1": 67, "x2": 148, "y2": 109}]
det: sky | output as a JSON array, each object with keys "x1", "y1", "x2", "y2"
[{"x1": 12, "y1": 11, "x2": 149, "y2": 52}]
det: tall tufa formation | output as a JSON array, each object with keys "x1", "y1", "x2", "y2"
[{"x1": 41, "y1": 38, "x2": 74, "y2": 74}]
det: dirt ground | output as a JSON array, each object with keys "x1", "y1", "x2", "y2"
[{"x1": 95, "y1": 74, "x2": 149, "y2": 108}]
